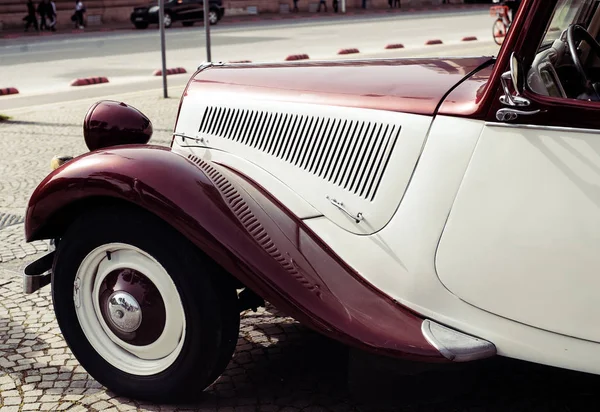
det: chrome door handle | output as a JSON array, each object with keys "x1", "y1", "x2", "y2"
[
  {"x1": 496, "y1": 107, "x2": 541, "y2": 122},
  {"x1": 326, "y1": 196, "x2": 364, "y2": 223}
]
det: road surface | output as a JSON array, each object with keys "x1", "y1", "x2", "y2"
[{"x1": 0, "y1": 8, "x2": 500, "y2": 110}]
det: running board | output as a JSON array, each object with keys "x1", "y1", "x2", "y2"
[{"x1": 421, "y1": 319, "x2": 496, "y2": 362}]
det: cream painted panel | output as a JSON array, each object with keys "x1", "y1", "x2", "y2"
[
  {"x1": 170, "y1": 141, "x2": 322, "y2": 219},
  {"x1": 436, "y1": 123, "x2": 600, "y2": 343},
  {"x1": 301, "y1": 116, "x2": 600, "y2": 375},
  {"x1": 174, "y1": 91, "x2": 432, "y2": 235}
]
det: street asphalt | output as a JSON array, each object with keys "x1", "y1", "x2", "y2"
[{"x1": 0, "y1": 8, "x2": 499, "y2": 108}]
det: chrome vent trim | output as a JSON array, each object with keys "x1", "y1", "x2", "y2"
[{"x1": 198, "y1": 106, "x2": 400, "y2": 201}]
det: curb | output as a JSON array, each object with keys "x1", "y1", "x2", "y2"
[
  {"x1": 285, "y1": 54, "x2": 310, "y2": 61},
  {"x1": 0, "y1": 87, "x2": 19, "y2": 96},
  {"x1": 385, "y1": 43, "x2": 405, "y2": 49},
  {"x1": 461, "y1": 36, "x2": 478, "y2": 41},
  {"x1": 70, "y1": 77, "x2": 109, "y2": 86},
  {"x1": 338, "y1": 48, "x2": 360, "y2": 55},
  {"x1": 153, "y1": 67, "x2": 187, "y2": 76},
  {"x1": 425, "y1": 39, "x2": 443, "y2": 45}
]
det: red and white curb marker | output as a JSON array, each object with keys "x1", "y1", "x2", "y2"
[
  {"x1": 70, "y1": 77, "x2": 109, "y2": 87},
  {"x1": 0, "y1": 87, "x2": 19, "y2": 96},
  {"x1": 385, "y1": 43, "x2": 405, "y2": 49},
  {"x1": 153, "y1": 67, "x2": 187, "y2": 76},
  {"x1": 285, "y1": 54, "x2": 310, "y2": 61},
  {"x1": 228, "y1": 60, "x2": 253, "y2": 63},
  {"x1": 461, "y1": 36, "x2": 478, "y2": 42},
  {"x1": 338, "y1": 48, "x2": 360, "y2": 55},
  {"x1": 425, "y1": 39, "x2": 443, "y2": 45}
]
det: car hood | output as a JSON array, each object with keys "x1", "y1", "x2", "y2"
[{"x1": 183, "y1": 57, "x2": 495, "y2": 116}]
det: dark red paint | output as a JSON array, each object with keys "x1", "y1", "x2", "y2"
[
  {"x1": 25, "y1": 146, "x2": 445, "y2": 362},
  {"x1": 83, "y1": 101, "x2": 153, "y2": 151},
  {"x1": 438, "y1": 63, "x2": 496, "y2": 117},
  {"x1": 183, "y1": 57, "x2": 493, "y2": 116}
]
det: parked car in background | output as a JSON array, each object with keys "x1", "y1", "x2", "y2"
[{"x1": 130, "y1": 0, "x2": 224, "y2": 29}]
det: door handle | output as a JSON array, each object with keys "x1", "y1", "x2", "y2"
[
  {"x1": 326, "y1": 196, "x2": 364, "y2": 223},
  {"x1": 496, "y1": 107, "x2": 541, "y2": 122}
]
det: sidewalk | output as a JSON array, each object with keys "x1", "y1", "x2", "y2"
[{"x1": 0, "y1": 3, "x2": 489, "y2": 39}]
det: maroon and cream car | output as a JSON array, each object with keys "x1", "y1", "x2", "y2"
[{"x1": 21, "y1": 0, "x2": 600, "y2": 402}]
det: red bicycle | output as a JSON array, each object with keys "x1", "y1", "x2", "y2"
[{"x1": 490, "y1": 3, "x2": 511, "y2": 45}]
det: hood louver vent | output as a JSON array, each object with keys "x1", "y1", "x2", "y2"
[{"x1": 198, "y1": 106, "x2": 400, "y2": 201}]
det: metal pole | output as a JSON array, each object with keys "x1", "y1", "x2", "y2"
[
  {"x1": 203, "y1": 0, "x2": 211, "y2": 61},
  {"x1": 158, "y1": 0, "x2": 168, "y2": 98},
  {"x1": 341, "y1": 0, "x2": 345, "y2": 13}
]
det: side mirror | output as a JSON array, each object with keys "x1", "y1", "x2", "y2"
[
  {"x1": 496, "y1": 53, "x2": 541, "y2": 121},
  {"x1": 510, "y1": 53, "x2": 525, "y2": 94},
  {"x1": 499, "y1": 53, "x2": 530, "y2": 107}
]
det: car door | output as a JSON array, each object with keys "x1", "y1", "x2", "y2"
[
  {"x1": 172, "y1": 0, "x2": 196, "y2": 20},
  {"x1": 436, "y1": 0, "x2": 600, "y2": 343}
]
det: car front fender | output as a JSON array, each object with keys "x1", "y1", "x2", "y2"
[{"x1": 25, "y1": 144, "x2": 446, "y2": 362}]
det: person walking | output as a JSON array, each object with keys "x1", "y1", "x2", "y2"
[
  {"x1": 292, "y1": 0, "x2": 298, "y2": 11},
  {"x1": 23, "y1": 0, "x2": 39, "y2": 32},
  {"x1": 317, "y1": 0, "x2": 327, "y2": 12},
  {"x1": 48, "y1": 0, "x2": 57, "y2": 31},
  {"x1": 74, "y1": 0, "x2": 86, "y2": 29},
  {"x1": 37, "y1": 0, "x2": 48, "y2": 31}
]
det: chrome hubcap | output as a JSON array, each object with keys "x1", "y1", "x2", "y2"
[{"x1": 106, "y1": 291, "x2": 142, "y2": 333}]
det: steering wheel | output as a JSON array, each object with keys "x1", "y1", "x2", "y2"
[{"x1": 566, "y1": 24, "x2": 600, "y2": 99}]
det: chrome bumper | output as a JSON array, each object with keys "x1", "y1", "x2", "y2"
[{"x1": 23, "y1": 250, "x2": 55, "y2": 294}]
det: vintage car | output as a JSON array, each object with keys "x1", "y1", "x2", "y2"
[{"x1": 20, "y1": 0, "x2": 600, "y2": 402}]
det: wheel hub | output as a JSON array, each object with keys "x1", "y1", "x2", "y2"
[
  {"x1": 106, "y1": 291, "x2": 142, "y2": 333},
  {"x1": 98, "y1": 268, "x2": 166, "y2": 346}
]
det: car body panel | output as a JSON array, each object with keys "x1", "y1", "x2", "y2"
[
  {"x1": 24, "y1": 145, "x2": 445, "y2": 362},
  {"x1": 182, "y1": 57, "x2": 494, "y2": 116},
  {"x1": 173, "y1": 58, "x2": 493, "y2": 236},
  {"x1": 436, "y1": 122, "x2": 600, "y2": 344}
]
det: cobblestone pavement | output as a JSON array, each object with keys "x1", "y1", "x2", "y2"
[{"x1": 3, "y1": 87, "x2": 600, "y2": 412}]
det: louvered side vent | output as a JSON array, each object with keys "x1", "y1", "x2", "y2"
[{"x1": 198, "y1": 106, "x2": 401, "y2": 201}]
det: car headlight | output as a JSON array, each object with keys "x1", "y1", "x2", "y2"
[{"x1": 149, "y1": 6, "x2": 159, "y2": 12}]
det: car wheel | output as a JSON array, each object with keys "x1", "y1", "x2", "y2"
[
  {"x1": 209, "y1": 9, "x2": 219, "y2": 25},
  {"x1": 51, "y1": 204, "x2": 240, "y2": 403},
  {"x1": 164, "y1": 13, "x2": 172, "y2": 28},
  {"x1": 182, "y1": 21, "x2": 194, "y2": 26},
  {"x1": 134, "y1": 22, "x2": 149, "y2": 29}
]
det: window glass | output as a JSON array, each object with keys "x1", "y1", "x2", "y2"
[{"x1": 540, "y1": 0, "x2": 593, "y2": 48}]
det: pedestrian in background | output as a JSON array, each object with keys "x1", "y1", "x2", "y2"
[
  {"x1": 74, "y1": 0, "x2": 86, "y2": 29},
  {"x1": 48, "y1": 0, "x2": 57, "y2": 31},
  {"x1": 37, "y1": 0, "x2": 48, "y2": 31},
  {"x1": 317, "y1": 0, "x2": 327, "y2": 12},
  {"x1": 23, "y1": 0, "x2": 39, "y2": 31}
]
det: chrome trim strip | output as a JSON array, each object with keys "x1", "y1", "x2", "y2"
[
  {"x1": 485, "y1": 122, "x2": 600, "y2": 135},
  {"x1": 22, "y1": 250, "x2": 55, "y2": 294},
  {"x1": 421, "y1": 319, "x2": 496, "y2": 362},
  {"x1": 24, "y1": 272, "x2": 51, "y2": 294}
]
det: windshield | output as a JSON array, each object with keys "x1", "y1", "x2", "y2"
[{"x1": 541, "y1": 0, "x2": 597, "y2": 47}]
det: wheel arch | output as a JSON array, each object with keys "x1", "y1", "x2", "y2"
[{"x1": 25, "y1": 144, "x2": 446, "y2": 362}]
